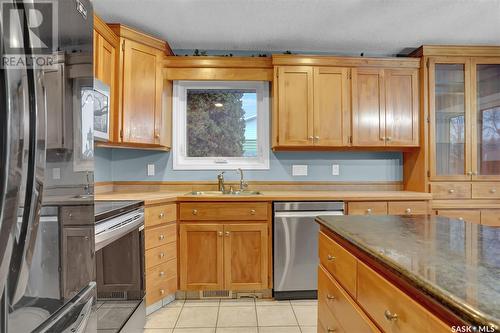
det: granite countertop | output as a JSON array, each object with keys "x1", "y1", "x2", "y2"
[
  {"x1": 95, "y1": 190, "x2": 431, "y2": 205},
  {"x1": 316, "y1": 215, "x2": 500, "y2": 330}
]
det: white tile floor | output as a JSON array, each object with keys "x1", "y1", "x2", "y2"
[{"x1": 143, "y1": 299, "x2": 317, "y2": 333}]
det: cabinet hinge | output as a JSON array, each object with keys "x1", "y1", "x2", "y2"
[
  {"x1": 426, "y1": 58, "x2": 429, "y2": 68},
  {"x1": 122, "y1": 40, "x2": 125, "y2": 51},
  {"x1": 427, "y1": 170, "x2": 430, "y2": 177},
  {"x1": 120, "y1": 129, "x2": 123, "y2": 139},
  {"x1": 426, "y1": 116, "x2": 430, "y2": 123},
  {"x1": 349, "y1": 72, "x2": 352, "y2": 79},
  {"x1": 348, "y1": 136, "x2": 352, "y2": 144}
]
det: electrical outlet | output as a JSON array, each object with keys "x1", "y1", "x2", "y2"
[
  {"x1": 52, "y1": 168, "x2": 61, "y2": 180},
  {"x1": 292, "y1": 165, "x2": 308, "y2": 176},
  {"x1": 147, "y1": 164, "x2": 155, "y2": 176},
  {"x1": 332, "y1": 164, "x2": 340, "y2": 176}
]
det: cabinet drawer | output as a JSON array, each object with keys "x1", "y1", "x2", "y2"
[
  {"x1": 472, "y1": 183, "x2": 500, "y2": 199},
  {"x1": 60, "y1": 206, "x2": 94, "y2": 226},
  {"x1": 387, "y1": 201, "x2": 428, "y2": 216},
  {"x1": 146, "y1": 276, "x2": 177, "y2": 306},
  {"x1": 179, "y1": 203, "x2": 268, "y2": 221},
  {"x1": 145, "y1": 242, "x2": 176, "y2": 269},
  {"x1": 146, "y1": 258, "x2": 177, "y2": 289},
  {"x1": 436, "y1": 210, "x2": 481, "y2": 224},
  {"x1": 318, "y1": 265, "x2": 380, "y2": 333},
  {"x1": 145, "y1": 224, "x2": 176, "y2": 250},
  {"x1": 348, "y1": 202, "x2": 387, "y2": 215},
  {"x1": 318, "y1": 293, "x2": 345, "y2": 333},
  {"x1": 481, "y1": 210, "x2": 500, "y2": 226},
  {"x1": 357, "y1": 262, "x2": 449, "y2": 333},
  {"x1": 430, "y1": 183, "x2": 471, "y2": 199},
  {"x1": 146, "y1": 204, "x2": 177, "y2": 227},
  {"x1": 319, "y1": 232, "x2": 356, "y2": 296}
]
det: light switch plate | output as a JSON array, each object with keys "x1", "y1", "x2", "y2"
[
  {"x1": 332, "y1": 164, "x2": 340, "y2": 176},
  {"x1": 292, "y1": 164, "x2": 308, "y2": 176},
  {"x1": 52, "y1": 168, "x2": 61, "y2": 180},
  {"x1": 147, "y1": 164, "x2": 155, "y2": 176}
]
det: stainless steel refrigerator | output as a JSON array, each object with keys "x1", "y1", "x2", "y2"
[{"x1": 0, "y1": 0, "x2": 96, "y2": 332}]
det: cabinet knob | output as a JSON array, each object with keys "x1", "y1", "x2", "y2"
[
  {"x1": 448, "y1": 189, "x2": 455, "y2": 194},
  {"x1": 458, "y1": 217, "x2": 464, "y2": 221},
  {"x1": 366, "y1": 208, "x2": 372, "y2": 215},
  {"x1": 405, "y1": 208, "x2": 412, "y2": 215},
  {"x1": 218, "y1": 231, "x2": 223, "y2": 237},
  {"x1": 84, "y1": 236, "x2": 89, "y2": 241},
  {"x1": 326, "y1": 294, "x2": 336, "y2": 301},
  {"x1": 159, "y1": 212, "x2": 164, "y2": 218},
  {"x1": 314, "y1": 136, "x2": 320, "y2": 140},
  {"x1": 225, "y1": 231, "x2": 230, "y2": 237},
  {"x1": 467, "y1": 171, "x2": 473, "y2": 176},
  {"x1": 327, "y1": 328, "x2": 337, "y2": 332},
  {"x1": 159, "y1": 252, "x2": 165, "y2": 258},
  {"x1": 384, "y1": 310, "x2": 398, "y2": 322},
  {"x1": 159, "y1": 234, "x2": 165, "y2": 240},
  {"x1": 159, "y1": 271, "x2": 165, "y2": 277},
  {"x1": 380, "y1": 137, "x2": 386, "y2": 141},
  {"x1": 327, "y1": 254, "x2": 336, "y2": 261},
  {"x1": 490, "y1": 188, "x2": 497, "y2": 194},
  {"x1": 155, "y1": 132, "x2": 160, "y2": 138},
  {"x1": 160, "y1": 289, "x2": 165, "y2": 295},
  {"x1": 386, "y1": 137, "x2": 392, "y2": 141},
  {"x1": 250, "y1": 209, "x2": 256, "y2": 215},
  {"x1": 308, "y1": 136, "x2": 314, "y2": 140},
  {"x1": 192, "y1": 209, "x2": 198, "y2": 215}
]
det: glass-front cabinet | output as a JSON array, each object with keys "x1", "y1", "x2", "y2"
[{"x1": 429, "y1": 57, "x2": 500, "y2": 181}]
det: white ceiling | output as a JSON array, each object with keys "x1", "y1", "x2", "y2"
[{"x1": 94, "y1": 0, "x2": 500, "y2": 56}]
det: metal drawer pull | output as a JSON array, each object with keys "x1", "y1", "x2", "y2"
[
  {"x1": 314, "y1": 136, "x2": 320, "y2": 140},
  {"x1": 384, "y1": 310, "x2": 398, "y2": 322},
  {"x1": 380, "y1": 137, "x2": 386, "y2": 141},
  {"x1": 159, "y1": 212, "x2": 164, "y2": 218},
  {"x1": 159, "y1": 252, "x2": 165, "y2": 258},
  {"x1": 326, "y1": 294, "x2": 335, "y2": 301},
  {"x1": 160, "y1": 289, "x2": 165, "y2": 295},
  {"x1": 218, "y1": 231, "x2": 223, "y2": 236},
  {"x1": 405, "y1": 208, "x2": 412, "y2": 215},
  {"x1": 250, "y1": 209, "x2": 256, "y2": 215},
  {"x1": 192, "y1": 209, "x2": 198, "y2": 215},
  {"x1": 467, "y1": 171, "x2": 473, "y2": 176},
  {"x1": 458, "y1": 217, "x2": 464, "y2": 221},
  {"x1": 448, "y1": 189, "x2": 455, "y2": 194},
  {"x1": 366, "y1": 208, "x2": 372, "y2": 215},
  {"x1": 327, "y1": 254, "x2": 336, "y2": 261},
  {"x1": 386, "y1": 136, "x2": 392, "y2": 141},
  {"x1": 490, "y1": 188, "x2": 497, "y2": 194},
  {"x1": 159, "y1": 271, "x2": 165, "y2": 277},
  {"x1": 159, "y1": 234, "x2": 165, "y2": 240},
  {"x1": 308, "y1": 136, "x2": 314, "y2": 140},
  {"x1": 225, "y1": 231, "x2": 230, "y2": 237},
  {"x1": 327, "y1": 328, "x2": 337, "y2": 332}
]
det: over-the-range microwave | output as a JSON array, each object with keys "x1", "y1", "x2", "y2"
[{"x1": 93, "y1": 79, "x2": 110, "y2": 141}]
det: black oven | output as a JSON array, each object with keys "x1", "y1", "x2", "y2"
[{"x1": 94, "y1": 201, "x2": 145, "y2": 332}]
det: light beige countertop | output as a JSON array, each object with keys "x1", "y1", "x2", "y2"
[{"x1": 95, "y1": 190, "x2": 432, "y2": 205}]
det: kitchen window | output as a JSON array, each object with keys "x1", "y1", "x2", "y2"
[{"x1": 173, "y1": 81, "x2": 270, "y2": 170}]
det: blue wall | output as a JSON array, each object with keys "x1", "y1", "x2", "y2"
[{"x1": 95, "y1": 148, "x2": 402, "y2": 182}]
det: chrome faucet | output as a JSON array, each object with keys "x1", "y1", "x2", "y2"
[
  {"x1": 237, "y1": 168, "x2": 248, "y2": 191},
  {"x1": 217, "y1": 172, "x2": 226, "y2": 192}
]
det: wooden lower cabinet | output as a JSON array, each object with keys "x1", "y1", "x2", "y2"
[
  {"x1": 481, "y1": 210, "x2": 500, "y2": 226},
  {"x1": 348, "y1": 201, "x2": 428, "y2": 216},
  {"x1": 318, "y1": 231, "x2": 450, "y2": 333},
  {"x1": 179, "y1": 222, "x2": 269, "y2": 291},
  {"x1": 436, "y1": 210, "x2": 481, "y2": 224}
]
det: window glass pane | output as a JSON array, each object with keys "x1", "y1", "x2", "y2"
[
  {"x1": 435, "y1": 64, "x2": 465, "y2": 176},
  {"x1": 186, "y1": 89, "x2": 257, "y2": 158},
  {"x1": 477, "y1": 64, "x2": 500, "y2": 176}
]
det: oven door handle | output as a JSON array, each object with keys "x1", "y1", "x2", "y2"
[{"x1": 95, "y1": 214, "x2": 144, "y2": 251}]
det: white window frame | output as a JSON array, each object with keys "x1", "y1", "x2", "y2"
[{"x1": 173, "y1": 80, "x2": 270, "y2": 170}]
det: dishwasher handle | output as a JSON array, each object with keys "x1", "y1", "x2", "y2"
[{"x1": 274, "y1": 211, "x2": 344, "y2": 218}]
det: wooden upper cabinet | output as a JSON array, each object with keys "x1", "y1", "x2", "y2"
[
  {"x1": 277, "y1": 66, "x2": 314, "y2": 146},
  {"x1": 122, "y1": 39, "x2": 163, "y2": 144},
  {"x1": 313, "y1": 67, "x2": 350, "y2": 146},
  {"x1": 223, "y1": 224, "x2": 268, "y2": 290},
  {"x1": 352, "y1": 68, "x2": 386, "y2": 146},
  {"x1": 384, "y1": 69, "x2": 419, "y2": 146},
  {"x1": 179, "y1": 224, "x2": 224, "y2": 291}
]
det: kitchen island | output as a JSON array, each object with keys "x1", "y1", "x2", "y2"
[{"x1": 316, "y1": 215, "x2": 499, "y2": 333}]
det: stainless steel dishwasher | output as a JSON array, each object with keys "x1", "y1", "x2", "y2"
[{"x1": 273, "y1": 201, "x2": 344, "y2": 300}]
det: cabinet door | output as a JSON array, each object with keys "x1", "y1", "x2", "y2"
[
  {"x1": 179, "y1": 224, "x2": 224, "y2": 290},
  {"x1": 313, "y1": 67, "x2": 350, "y2": 146},
  {"x1": 385, "y1": 69, "x2": 419, "y2": 146},
  {"x1": 223, "y1": 224, "x2": 268, "y2": 290},
  {"x1": 352, "y1": 68, "x2": 386, "y2": 146},
  {"x1": 122, "y1": 39, "x2": 162, "y2": 145},
  {"x1": 429, "y1": 58, "x2": 472, "y2": 180},
  {"x1": 62, "y1": 227, "x2": 95, "y2": 299},
  {"x1": 277, "y1": 66, "x2": 314, "y2": 146},
  {"x1": 471, "y1": 58, "x2": 500, "y2": 180},
  {"x1": 96, "y1": 34, "x2": 117, "y2": 142}
]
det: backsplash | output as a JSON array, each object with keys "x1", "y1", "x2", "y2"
[{"x1": 95, "y1": 148, "x2": 402, "y2": 183}]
